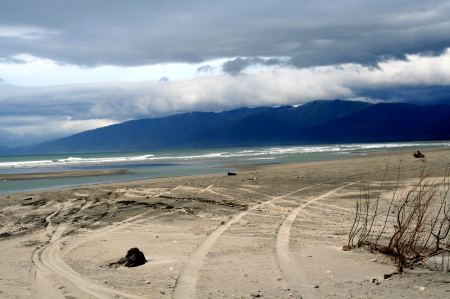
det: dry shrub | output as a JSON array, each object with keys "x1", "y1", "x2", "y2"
[{"x1": 347, "y1": 166, "x2": 450, "y2": 270}]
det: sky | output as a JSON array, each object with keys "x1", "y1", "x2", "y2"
[{"x1": 1, "y1": 0, "x2": 450, "y2": 146}]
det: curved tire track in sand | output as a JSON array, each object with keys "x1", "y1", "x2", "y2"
[
  {"x1": 172, "y1": 184, "x2": 320, "y2": 299},
  {"x1": 32, "y1": 185, "x2": 185, "y2": 298},
  {"x1": 32, "y1": 209, "x2": 147, "y2": 298},
  {"x1": 275, "y1": 182, "x2": 356, "y2": 297},
  {"x1": 33, "y1": 225, "x2": 142, "y2": 299}
]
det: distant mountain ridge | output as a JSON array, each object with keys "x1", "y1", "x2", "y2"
[
  {"x1": 0, "y1": 146, "x2": 10, "y2": 155},
  {"x1": 300, "y1": 102, "x2": 450, "y2": 142},
  {"x1": 8, "y1": 100, "x2": 450, "y2": 154}
]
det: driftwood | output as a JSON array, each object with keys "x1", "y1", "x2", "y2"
[
  {"x1": 413, "y1": 151, "x2": 425, "y2": 159},
  {"x1": 109, "y1": 247, "x2": 147, "y2": 268}
]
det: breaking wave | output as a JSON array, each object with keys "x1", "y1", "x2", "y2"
[{"x1": 1, "y1": 141, "x2": 449, "y2": 169}]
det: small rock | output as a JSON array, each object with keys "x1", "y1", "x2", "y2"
[
  {"x1": 227, "y1": 172, "x2": 237, "y2": 176},
  {"x1": 371, "y1": 259, "x2": 377, "y2": 262},
  {"x1": 250, "y1": 291, "x2": 262, "y2": 298},
  {"x1": 419, "y1": 286, "x2": 425, "y2": 291},
  {"x1": 145, "y1": 280, "x2": 151, "y2": 284},
  {"x1": 313, "y1": 285, "x2": 319, "y2": 288}
]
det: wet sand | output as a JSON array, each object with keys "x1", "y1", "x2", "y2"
[
  {"x1": 1, "y1": 148, "x2": 450, "y2": 298},
  {"x1": 0, "y1": 169, "x2": 128, "y2": 181}
]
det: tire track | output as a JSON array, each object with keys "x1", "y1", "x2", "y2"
[
  {"x1": 172, "y1": 184, "x2": 321, "y2": 299},
  {"x1": 310, "y1": 201, "x2": 354, "y2": 212},
  {"x1": 32, "y1": 203, "x2": 147, "y2": 299},
  {"x1": 32, "y1": 184, "x2": 191, "y2": 298},
  {"x1": 33, "y1": 227, "x2": 142, "y2": 299},
  {"x1": 275, "y1": 182, "x2": 356, "y2": 297}
]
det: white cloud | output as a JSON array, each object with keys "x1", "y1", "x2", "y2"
[
  {"x1": 0, "y1": 25, "x2": 57, "y2": 39},
  {"x1": 0, "y1": 54, "x2": 228, "y2": 86},
  {"x1": 1, "y1": 48, "x2": 450, "y2": 144},
  {"x1": 0, "y1": 115, "x2": 117, "y2": 145}
]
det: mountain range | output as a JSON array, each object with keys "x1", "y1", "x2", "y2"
[{"x1": 4, "y1": 100, "x2": 450, "y2": 155}]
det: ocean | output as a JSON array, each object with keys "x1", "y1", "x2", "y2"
[{"x1": 1, "y1": 141, "x2": 449, "y2": 194}]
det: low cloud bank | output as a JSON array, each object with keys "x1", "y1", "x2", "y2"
[{"x1": 1, "y1": 49, "x2": 450, "y2": 144}]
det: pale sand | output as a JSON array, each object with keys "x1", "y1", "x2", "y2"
[{"x1": 1, "y1": 148, "x2": 450, "y2": 298}]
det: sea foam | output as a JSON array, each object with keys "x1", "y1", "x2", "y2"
[{"x1": 0, "y1": 141, "x2": 449, "y2": 169}]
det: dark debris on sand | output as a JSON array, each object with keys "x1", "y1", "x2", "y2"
[{"x1": 109, "y1": 247, "x2": 147, "y2": 268}]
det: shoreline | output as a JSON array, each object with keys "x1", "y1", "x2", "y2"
[{"x1": 1, "y1": 145, "x2": 446, "y2": 197}]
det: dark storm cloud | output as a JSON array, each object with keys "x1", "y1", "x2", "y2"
[
  {"x1": 1, "y1": 0, "x2": 450, "y2": 67},
  {"x1": 222, "y1": 57, "x2": 285, "y2": 75}
]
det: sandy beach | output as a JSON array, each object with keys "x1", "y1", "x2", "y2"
[{"x1": 1, "y1": 148, "x2": 450, "y2": 298}]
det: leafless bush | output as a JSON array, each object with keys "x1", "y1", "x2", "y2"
[{"x1": 346, "y1": 166, "x2": 450, "y2": 270}]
